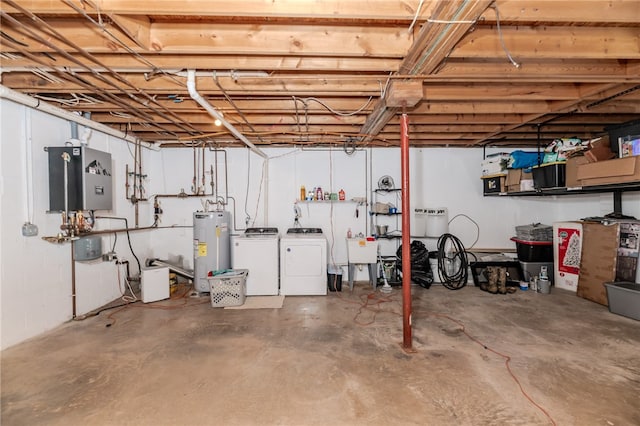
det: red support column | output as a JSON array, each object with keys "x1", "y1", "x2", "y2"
[{"x1": 400, "y1": 113, "x2": 412, "y2": 350}]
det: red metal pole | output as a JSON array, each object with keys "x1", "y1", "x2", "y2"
[{"x1": 400, "y1": 112, "x2": 412, "y2": 350}]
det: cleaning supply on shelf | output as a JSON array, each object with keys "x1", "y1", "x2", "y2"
[
  {"x1": 300, "y1": 185, "x2": 306, "y2": 201},
  {"x1": 339, "y1": 189, "x2": 345, "y2": 201}
]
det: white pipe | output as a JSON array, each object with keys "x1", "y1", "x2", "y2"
[
  {"x1": 264, "y1": 158, "x2": 269, "y2": 225},
  {"x1": 185, "y1": 70, "x2": 267, "y2": 159},
  {"x1": 0, "y1": 85, "x2": 158, "y2": 151},
  {"x1": 24, "y1": 108, "x2": 34, "y2": 223}
]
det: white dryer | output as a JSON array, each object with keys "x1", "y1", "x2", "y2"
[
  {"x1": 280, "y1": 228, "x2": 327, "y2": 296},
  {"x1": 232, "y1": 227, "x2": 280, "y2": 296}
]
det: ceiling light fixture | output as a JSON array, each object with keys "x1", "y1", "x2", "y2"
[{"x1": 214, "y1": 112, "x2": 223, "y2": 127}]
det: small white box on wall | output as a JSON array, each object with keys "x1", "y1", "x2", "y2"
[{"x1": 141, "y1": 266, "x2": 170, "y2": 303}]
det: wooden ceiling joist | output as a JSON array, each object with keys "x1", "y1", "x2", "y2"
[{"x1": 1, "y1": 0, "x2": 638, "y2": 148}]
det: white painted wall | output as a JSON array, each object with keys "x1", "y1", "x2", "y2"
[
  {"x1": 1, "y1": 99, "x2": 153, "y2": 350},
  {"x1": 3, "y1": 98, "x2": 640, "y2": 349},
  {"x1": 147, "y1": 146, "x2": 640, "y2": 284}
]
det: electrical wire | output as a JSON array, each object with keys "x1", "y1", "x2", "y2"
[
  {"x1": 328, "y1": 146, "x2": 337, "y2": 269},
  {"x1": 425, "y1": 311, "x2": 557, "y2": 426},
  {"x1": 243, "y1": 148, "x2": 252, "y2": 225},
  {"x1": 95, "y1": 216, "x2": 142, "y2": 277},
  {"x1": 491, "y1": 4, "x2": 521, "y2": 68},
  {"x1": 299, "y1": 96, "x2": 373, "y2": 117},
  {"x1": 117, "y1": 261, "x2": 137, "y2": 303},
  {"x1": 110, "y1": 232, "x2": 118, "y2": 253},
  {"x1": 249, "y1": 159, "x2": 267, "y2": 228},
  {"x1": 448, "y1": 213, "x2": 480, "y2": 249},
  {"x1": 330, "y1": 289, "x2": 557, "y2": 425},
  {"x1": 407, "y1": 0, "x2": 425, "y2": 33},
  {"x1": 436, "y1": 233, "x2": 469, "y2": 290}
]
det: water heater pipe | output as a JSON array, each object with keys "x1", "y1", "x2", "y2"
[
  {"x1": 0, "y1": 85, "x2": 158, "y2": 150},
  {"x1": 400, "y1": 112, "x2": 413, "y2": 351}
]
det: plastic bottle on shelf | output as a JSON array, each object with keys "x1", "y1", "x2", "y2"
[
  {"x1": 347, "y1": 228, "x2": 352, "y2": 238},
  {"x1": 339, "y1": 189, "x2": 346, "y2": 201},
  {"x1": 316, "y1": 186, "x2": 323, "y2": 201},
  {"x1": 300, "y1": 185, "x2": 306, "y2": 201}
]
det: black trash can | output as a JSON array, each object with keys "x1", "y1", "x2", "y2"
[{"x1": 327, "y1": 266, "x2": 343, "y2": 292}]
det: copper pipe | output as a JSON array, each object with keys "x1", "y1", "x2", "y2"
[
  {"x1": 202, "y1": 144, "x2": 206, "y2": 193},
  {"x1": 400, "y1": 112, "x2": 413, "y2": 350},
  {"x1": 153, "y1": 193, "x2": 212, "y2": 199},
  {"x1": 71, "y1": 240, "x2": 76, "y2": 319}
]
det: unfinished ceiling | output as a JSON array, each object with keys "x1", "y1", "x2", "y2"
[{"x1": 1, "y1": 0, "x2": 639, "y2": 149}]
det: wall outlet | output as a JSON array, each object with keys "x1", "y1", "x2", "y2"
[{"x1": 21, "y1": 222, "x2": 38, "y2": 237}]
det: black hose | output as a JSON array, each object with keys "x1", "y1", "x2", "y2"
[{"x1": 436, "y1": 233, "x2": 469, "y2": 290}]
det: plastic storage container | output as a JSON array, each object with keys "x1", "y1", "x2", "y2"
[
  {"x1": 604, "y1": 282, "x2": 640, "y2": 320},
  {"x1": 482, "y1": 174, "x2": 506, "y2": 194},
  {"x1": 511, "y1": 237, "x2": 554, "y2": 262},
  {"x1": 519, "y1": 261, "x2": 554, "y2": 284},
  {"x1": 209, "y1": 269, "x2": 248, "y2": 307},
  {"x1": 532, "y1": 161, "x2": 566, "y2": 189},
  {"x1": 515, "y1": 223, "x2": 553, "y2": 241}
]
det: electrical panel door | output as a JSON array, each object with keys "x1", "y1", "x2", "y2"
[{"x1": 47, "y1": 146, "x2": 113, "y2": 211}]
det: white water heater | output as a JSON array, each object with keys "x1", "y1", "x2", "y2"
[{"x1": 193, "y1": 210, "x2": 231, "y2": 293}]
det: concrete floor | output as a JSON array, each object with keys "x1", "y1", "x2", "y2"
[{"x1": 2, "y1": 283, "x2": 639, "y2": 426}]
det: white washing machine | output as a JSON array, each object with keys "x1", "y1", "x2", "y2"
[
  {"x1": 232, "y1": 227, "x2": 280, "y2": 296},
  {"x1": 280, "y1": 228, "x2": 327, "y2": 296}
]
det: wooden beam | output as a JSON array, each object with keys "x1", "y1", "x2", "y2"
[
  {"x1": 108, "y1": 14, "x2": 151, "y2": 50},
  {"x1": 3, "y1": 0, "x2": 428, "y2": 20},
  {"x1": 468, "y1": 83, "x2": 637, "y2": 145},
  {"x1": 483, "y1": 1, "x2": 640, "y2": 24},
  {"x1": 385, "y1": 81, "x2": 423, "y2": 107},
  {"x1": 454, "y1": 26, "x2": 640, "y2": 60},
  {"x1": 359, "y1": 0, "x2": 494, "y2": 140}
]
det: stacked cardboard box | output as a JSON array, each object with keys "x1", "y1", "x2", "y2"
[{"x1": 577, "y1": 221, "x2": 640, "y2": 306}]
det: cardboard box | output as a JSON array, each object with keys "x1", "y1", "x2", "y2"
[
  {"x1": 577, "y1": 222, "x2": 618, "y2": 305},
  {"x1": 577, "y1": 221, "x2": 640, "y2": 306},
  {"x1": 576, "y1": 156, "x2": 640, "y2": 186},
  {"x1": 553, "y1": 222, "x2": 582, "y2": 292},
  {"x1": 506, "y1": 168, "x2": 533, "y2": 193},
  {"x1": 565, "y1": 156, "x2": 589, "y2": 188},
  {"x1": 584, "y1": 136, "x2": 615, "y2": 162},
  {"x1": 505, "y1": 169, "x2": 533, "y2": 192}
]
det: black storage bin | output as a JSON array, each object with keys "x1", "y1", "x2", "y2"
[
  {"x1": 482, "y1": 174, "x2": 506, "y2": 194},
  {"x1": 510, "y1": 237, "x2": 553, "y2": 262},
  {"x1": 532, "y1": 162, "x2": 566, "y2": 189},
  {"x1": 606, "y1": 119, "x2": 640, "y2": 156}
]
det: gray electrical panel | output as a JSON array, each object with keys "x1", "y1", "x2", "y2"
[{"x1": 47, "y1": 146, "x2": 113, "y2": 211}]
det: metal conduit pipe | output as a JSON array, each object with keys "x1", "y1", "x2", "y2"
[
  {"x1": 0, "y1": 85, "x2": 157, "y2": 151},
  {"x1": 146, "y1": 258, "x2": 194, "y2": 280}
]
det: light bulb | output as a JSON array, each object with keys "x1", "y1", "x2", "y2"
[{"x1": 214, "y1": 118, "x2": 222, "y2": 126}]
